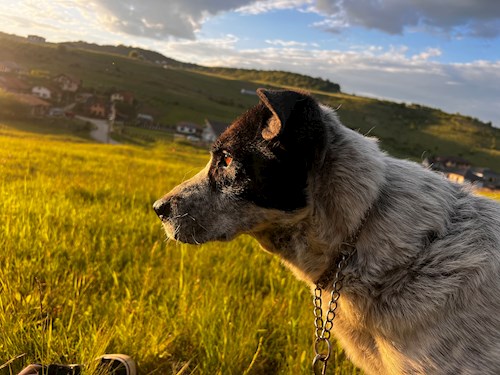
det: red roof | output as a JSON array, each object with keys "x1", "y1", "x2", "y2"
[
  {"x1": 12, "y1": 93, "x2": 50, "y2": 107},
  {"x1": 0, "y1": 76, "x2": 30, "y2": 91},
  {"x1": 54, "y1": 73, "x2": 81, "y2": 84}
]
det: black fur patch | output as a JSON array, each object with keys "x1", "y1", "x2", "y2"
[{"x1": 210, "y1": 94, "x2": 325, "y2": 212}]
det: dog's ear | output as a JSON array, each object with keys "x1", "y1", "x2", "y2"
[{"x1": 256, "y1": 88, "x2": 306, "y2": 140}]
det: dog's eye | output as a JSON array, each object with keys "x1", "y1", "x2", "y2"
[{"x1": 222, "y1": 151, "x2": 233, "y2": 169}]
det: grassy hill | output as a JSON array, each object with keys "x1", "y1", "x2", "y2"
[
  {"x1": 0, "y1": 125, "x2": 361, "y2": 374},
  {"x1": 59, "y1": 41, "x2": 188, "y2": 68},
  {"x1": 58, "y1": 41, "x2": 341, "y2": 93},
  {"x1": 1, "y1": 31, "x2": 499, "y2": 169}
]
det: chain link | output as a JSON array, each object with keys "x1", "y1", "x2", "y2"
[{"x1": 312, "y1": 254, "x2": 348, "y2": 375}]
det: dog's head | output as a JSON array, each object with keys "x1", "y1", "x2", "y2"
[{"x1": 153, "y1": 88, "x2": 325, "y2": 244}]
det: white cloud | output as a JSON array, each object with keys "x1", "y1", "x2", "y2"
[
  {"x1": 0, "y1": 1, "x2": 116, "y2": 43},
  {"x1": 155, "y1": 35, "x2": 240, "y2": 64},
  {"x1": 76, "y1": 0, "x2": 259, "y2": 40},
  {"x1": 236, "y1": 0, "x2": 312, "y2": 15},
  {"x1": 411, "y1": 48, "x2": 442, "y2": 61},
  {"x1": 312, "y1": 17, "x2": 349, "y2": 32},
  {"x1": 265, "y1": 39, "x2": 309, "y2": 47}
]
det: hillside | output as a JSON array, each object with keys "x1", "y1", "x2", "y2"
[
  {"x1": 59, "y1": 40, "x2": 341, "y2": 93},
  {"x1": 60, "y1": 40, "x2": 189, "y2": 68},
  {"x1": 0, "y1": 31, "x2": 499, "y2": 170},
  {"x1": 195, "y1": 67, "x2": 341, "y2": 93}
]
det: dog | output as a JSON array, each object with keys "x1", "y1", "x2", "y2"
[{"x1": 153, "y1": 88, "x2": 500, "y2": 374}]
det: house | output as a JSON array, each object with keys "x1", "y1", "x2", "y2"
[
  {"x1": 136, "y1": 113, "x2": 154, "y2": 126},
  {"x1": 84, "y1": 97, "x2": 109, "y2": 118},
  {"x1": 12, "y1": 94, "x2": 50, "y2": 116},
  {"x1": 32, "y1": 86, "x2": 52, "y2": 99},
  {"x1": 89, "y1": 101, "x2": 108, "y2": 118},
  {"x1": 0, "y1": 76, "x2": 30, "y2": 93},
  {"x1": 176, "y1": 122, "x2": 200, "y2": 135},
  {"x1": 438, "y1": 167, "x2": 483, "y2": 188},
  {"x1": 426, "y1": 156, "x2": 500, "y2": 190},
  {"x1": 89, "y1": 102, "x2": 108, "y2": 118},
  {"x1": 470, "y1": 168, "x2": 500, "y2": 190},
  {"x1": 203, "y1": 119, "x2": 229, "y2": 143},
  {"x1": 53, "y1": 74, "x2": 81, "y2": 92},
  {"x1": 241, "y1": 88, "x2": 257, "y2": 96},
  {"x1": 0, "y1": 61, "x2": 21, "y2": 73},
  {"x1": 76, "y1": 92, "x2": 94, "y2": 103},
  {"x1": 445, "y1": 170, "x2": 466, "y2": 184},
  {"x1": 110, "y1": 91, "x2": 134, "y2": 105},
  {"x1": 425, "y1": 156, "x2": 471, "y2": 171},
  {"x1": 48, "y1": 107, "x2": 65, "y2": 117},
  {"x1": 27, "y1": 35, "x2": 46, "y2": 43},
  {"x1": 32, "y1": 85, "x2": 61, "y2": 101},
  {"x1": 447, "y1": 167, "x2": 500, "y2": 190},
  {"x1": 30, "y1": 69, "x2": 51, "y2": 78}
]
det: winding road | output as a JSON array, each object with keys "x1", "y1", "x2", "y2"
[{"x1": 76, "y1": 116, "x2": 119, "y2": 144}]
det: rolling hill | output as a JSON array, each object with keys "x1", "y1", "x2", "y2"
[{"x1": 0, "y1": 31, "x2": 499, "y2": 170}]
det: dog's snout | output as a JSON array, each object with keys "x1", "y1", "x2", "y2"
[{"x1": 153, "y1": 198, "x2": 171, "y2": 220}]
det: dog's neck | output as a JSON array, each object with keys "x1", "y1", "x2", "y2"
[
  {"x1": 252, "y1": 189, "x2": 378, "y2": 286},
  {"x1": 314, "y1": 197, "x2": 376, "y2": 289},
  {"x1": 253, "y1": 109, "x2": 387, "y2": 286}
]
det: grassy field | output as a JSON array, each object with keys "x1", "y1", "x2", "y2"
[
  {"x1": 1, "y1": 120, "x2": 500, "y2": 374},
  {"x1": 0, "y1": 125, "x2": 363, "y2": 374}
]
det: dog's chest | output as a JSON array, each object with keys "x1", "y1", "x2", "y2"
[{"x1": 332, "y1": 298, "x2": 409, "y2": 374}]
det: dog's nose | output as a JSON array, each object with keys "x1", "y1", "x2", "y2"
[{"x1": 153, "y1": 198, "x2": 171, "y2": 220}]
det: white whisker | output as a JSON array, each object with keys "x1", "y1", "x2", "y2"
[{"x1": 187, "y1": 214, "x2": 209, "y2": 232}]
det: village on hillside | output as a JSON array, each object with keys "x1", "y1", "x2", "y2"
[
  {"x1": 423, "y1": 156, "x2": 500, "y2": 190},
  {"x1": 0, "y1": 34, "x2": 499, "y2": 191},
  {"x1": 0, "y1": 61, "x2": 229, "y2": 144},
  {"x1": 0, "y1": 35, "x2": 231, "y2": 145}
]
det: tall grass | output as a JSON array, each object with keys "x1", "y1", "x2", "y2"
[
  {"x1": 0, "y1": 127, "x2": 360, "y2": 374},
  {"x1": 478, "y1": 190, "x2": 500, "y2": 201}
]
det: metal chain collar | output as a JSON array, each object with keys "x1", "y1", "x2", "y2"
[
  {"x1": 312, "y1": 253, "x2": 348, "y2": 375},
  {"x1": 311, "y1": 199, "x2": 375, "y2": 374}
]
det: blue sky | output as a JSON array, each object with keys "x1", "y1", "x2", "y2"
[{"x1": 1, "y1": 0, "x2": 499, "y2": 127}]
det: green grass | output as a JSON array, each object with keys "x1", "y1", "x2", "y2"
[
  {"x1": 1, "y1": 123, "x2": 499, "y2": 374},
  {"x1": 0, "y1": 126, "x2": 361, "y2": 374},
  {"x1": 313, "y1": 93, "x2": 500, "y2": 170},
  {"x1": 478, "y1": 190, "x2": 500, "y2": 201}
]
